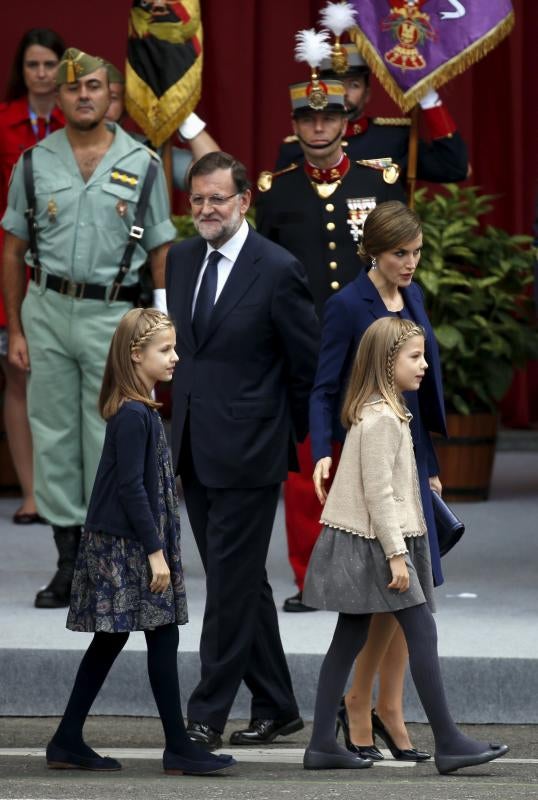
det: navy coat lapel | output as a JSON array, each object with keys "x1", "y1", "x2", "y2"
[
  {"x1": 357, "y1": 268, "x2": 388, "y2": 322},
  {"x1": 198, "y1": 228, "x2": 261, "y2": 347}
]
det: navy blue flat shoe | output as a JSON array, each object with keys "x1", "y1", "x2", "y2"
[
  {"x1": 435, "y1": 744, "x2": 509, "y2": 774},
  {"x1": 163, "y1": 748, "x2": 237, "y2": 775},
  {"x1": 46, "y1": 741, "x2": 121, "y2": 771}
]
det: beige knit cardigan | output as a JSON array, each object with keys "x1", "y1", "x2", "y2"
[{"x1": 320, "y1": 399, "x2": 427, "y2": 559}]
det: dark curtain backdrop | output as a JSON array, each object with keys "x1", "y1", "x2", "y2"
[{"x1": 3, "y1": 0, "x2": 537, "y2": 425}]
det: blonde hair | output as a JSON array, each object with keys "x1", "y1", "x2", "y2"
[
  {"x1": 357, "y1": 201, "x2": 422, "y2": 262},
  {"x1": 341, "y1": 317, "x2": 425, "y2": 427},
  {"x1": 99, "y1": 308, "x2": 175, "y2": 420}
]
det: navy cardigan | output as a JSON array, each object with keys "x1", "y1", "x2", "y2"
[{"x1": 85, "y1": 401, "x2": 162, "y2": 555}]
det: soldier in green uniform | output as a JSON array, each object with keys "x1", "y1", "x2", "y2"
[{"x1": 1, "y1": 48, "x2": 176, "y2": 608}]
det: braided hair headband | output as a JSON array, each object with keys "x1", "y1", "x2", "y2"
[
  {"x1": 386, "y1": 324, "x2": 425, "y2": 394},
  {"x1": 130, "y1": 317, "x2": 173, "y2": 352}
]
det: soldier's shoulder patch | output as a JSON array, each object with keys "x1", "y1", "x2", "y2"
[
  {"x1": 257, "y1": 163, "x2": 299, "y2": 192},
  {"x1": 110, "y1": 168, "x2": 139, "y2": 188},
  {"x1": 282, "y1": 134, "x2": 299, "y2": 144},
  {"x1": 372, "y1": 117, "x2": 411, "y2": 126}
]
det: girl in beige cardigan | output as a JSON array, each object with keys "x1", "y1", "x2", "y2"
[{"x1": 303, "y1": 317, "x2": 507, "y2": 775}]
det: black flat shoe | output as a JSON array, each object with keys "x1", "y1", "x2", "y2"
[
  {"x1": 303, "y1": 747, "x2": 373, "y2": 770},
  {"x1": 186, "y1": 721, "x2": 222, "y2": 751},
  {"x1": 46, "y1": 741, "x2": 121, "y2": 771},
  {"x1": 163, "y1": 748, "x2": 237, "y2": 776},
  {"x1": 13, "y1": 511, "x2": 47, "y2": 525},
  {"x1": 230, "y1": 717, "x2": 304, "y2": 744},
  {"x1": 283, "y1": 592, "x2": 318, "y2": 613},
  {"x1": 435, "y1": 743, "x2": 509, "y2": 774},
  {"x1": 335, "y1": 697, "x2": 384, "y2": 760},
  {"x1": 371, "y1": 709, "x2": 431, "y2": 761}
]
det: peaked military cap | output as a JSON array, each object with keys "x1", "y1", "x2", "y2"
[{"x1": 56, "y1": 48, "x2": 107, "y2": 86}]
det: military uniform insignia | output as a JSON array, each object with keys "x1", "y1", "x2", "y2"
[
  {"x1": 356, "y1": 158, "x2": 401, "y2": 185},
  {"x1": 372, "y1": 117, "x2": 411, "y2": 126},
  {"x1": 346, "y1": 196, "x2": 377, "y2": 244},
  {"x1": 116, "y1": 199, "x2": 128, "y2": 218},
  {"x1": 47, "y1": 199, "x2": 57, "y2": 223},
  {"x1": 110, "y1": 169, "x2": 139, "y2": 188},
  {"x1": 257, "y1": 163, "x2": 298, "y2": 192}
]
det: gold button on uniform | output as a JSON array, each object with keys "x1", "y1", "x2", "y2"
[
  {"x1": 329, "y1": 261, "x2": 337, "y2": 270},
  {"x1": 331, "y1": 281, "x2": 340, "y2": 290},
  {"x1": 325, "y1": 203, "x2": 334, "y2": 212},
  {"x1": 326, "y1": 222, "x2": 335, "y2": 231},
  {"x1": 328, "y1": 241, "x2": 336, "y2": 250}
]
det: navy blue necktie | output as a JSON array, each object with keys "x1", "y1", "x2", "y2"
[{"x1": 192, "y1": 251, "x2": 221, "y2": 344}]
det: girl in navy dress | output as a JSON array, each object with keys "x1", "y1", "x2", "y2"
[
  {"x1": 46, "y1": 308, "x2": 235, "y2": 776},
  {"x1": 303, "y1": 317, "x2": 508, "y2": 775}
]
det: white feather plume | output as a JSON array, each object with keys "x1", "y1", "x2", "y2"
[
  {"x1": 319, "y1": 2, "x2": 358, "y2": 36},
  {"x1": 294, "y1": 28, "x2": 332, "y2": 68}
]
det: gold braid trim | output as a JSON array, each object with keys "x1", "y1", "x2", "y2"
[{"x1": 351, "y1": 11, "x2": 514, "y2": 112}]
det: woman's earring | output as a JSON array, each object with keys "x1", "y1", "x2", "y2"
[{"x1": 371, "y1": 257, "x2": 377, "y2": 270}]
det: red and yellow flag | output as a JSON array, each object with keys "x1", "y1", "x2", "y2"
[{"x1": 125, "y1": 0, "x2": 202, "y2": 147}]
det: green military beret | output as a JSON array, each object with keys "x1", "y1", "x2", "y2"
[
  {"x1": 104, "y1": 61, "x2": 125, "y2": 85},
  {"x1": 56, "y1": 48, "x2": 107, "y2": 86}
]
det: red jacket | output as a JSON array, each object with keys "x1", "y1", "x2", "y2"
[{"x1": 0, "y1": 96, "x2": 64, "y2": 326}]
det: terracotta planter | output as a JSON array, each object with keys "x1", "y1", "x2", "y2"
[{"x1": 433, "y1": 413, "x2": 498, "y2": 502}]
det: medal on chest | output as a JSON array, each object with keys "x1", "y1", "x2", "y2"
[
  {"x1": 47, "y1": 199, "x2": 57, "y2": 223},
  {"x1": 346, "y1": 197, "x2": 377, "y2": 245},
  {"x1": 116, "y1": 199, "x2": 128, "y2": 218}
]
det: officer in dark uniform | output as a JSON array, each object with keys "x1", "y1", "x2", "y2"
[
  {"x1": 276, "y1": 42, "x2": 468, "y2": 185},
  {"x1": 256, "y1": 31, "x2": 406, "y2": 610}
]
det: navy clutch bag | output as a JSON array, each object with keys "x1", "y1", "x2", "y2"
[{"x1": 431, "y1": 490, "x2": 465, "y2": 557}]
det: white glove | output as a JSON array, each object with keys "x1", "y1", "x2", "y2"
[
  {"x1": 178, "y1": 112, "x2": 206, "y2": 141},
  {"x1": 153, "y1": 288, "x2": 168, "y2": 315},
  {"x1": 419, "y1": 88, "x2": 441, "y2": 109}
]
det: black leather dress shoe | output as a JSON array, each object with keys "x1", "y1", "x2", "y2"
[
  {"x1": 435, "y1": 744, "x2": 509, "y2": 774},
  {"x1": 186, "y1": 721, "x2": 222, "y2": 751},
  {"x1": 371, "y1": 708, "x2": 431, "y2": 761},
  {"x1": 283, "y1": 592, "x2": 317, "y2": 613},
  {"x1": 230, "y1": 717, "x2": 304, "y2": 744},
  {"x1": 46, "y1": 741, "x2": 121, "y2": 771}
]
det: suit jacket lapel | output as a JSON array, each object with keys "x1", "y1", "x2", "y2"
[
  {"x1": 177, "y1": 238, "x2": 206, "y2": 353},
  {"x1": 357, "y1": 268, "x2": 388, "y2": 322},
  {"x1": 198, "y1": 228, "x2": 261, "y2": 346}
]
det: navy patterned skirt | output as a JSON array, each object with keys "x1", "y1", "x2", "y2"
[{"x1": 67, "y1": 413, "x2": 188, "y2": 633}]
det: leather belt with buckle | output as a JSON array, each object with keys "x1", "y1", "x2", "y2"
[{"x1": 29, "y1": 267, "x2": 139, "y2": 303}]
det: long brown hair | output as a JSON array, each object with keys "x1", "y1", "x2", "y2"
[
  {"x1": 5, "y1": 28, "x2": 65, "y2": 101},
  {"x1": 99, "y1": 308, "x2": 175, "y2": 420},
  {"x1": 341, "y1": 317, "x2": 425, "y2": 427},
  {"x1": 358, "y1": 201, "x2": 422, "y2": 264}
]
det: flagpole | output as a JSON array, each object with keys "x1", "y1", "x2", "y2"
[
  {"x1": 406, "y1": 105, "x2": 420, "y2": 210},
  {"x1": 161, "y1": 137, "x2": 174, "y2": 203}
]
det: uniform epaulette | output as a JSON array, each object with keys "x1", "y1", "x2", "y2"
[
  {"x1": 257, "y1": 163, "x2": 299, "y2": 192},
  {"x1": 372, "y1": 117, "x2": 411, "y2": 126},
  {"x1": 282, "y1": 134, "x2": 299, "y2": 144}
]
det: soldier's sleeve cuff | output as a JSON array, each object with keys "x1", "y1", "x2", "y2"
[
  {"x1": 423, "y1": 105, "x2": 457, "y2": 140},
  {"x1": 1, "y1": 207, "x2": 29, "y2": 241},
  {"x1": 142, "y1": 218, "x2": 177, "y2": 252}
]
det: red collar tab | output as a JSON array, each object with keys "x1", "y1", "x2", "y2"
[
  {"x1": 304, "y1": 153, "x2": 351, "y2": 184},
  {"x1": 345, "y1": 116, "x2": 369, "y2": 137}
]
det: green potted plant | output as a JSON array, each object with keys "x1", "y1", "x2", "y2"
[{"x1": 415, "y1": 185, "x2": 538, "y2": 500}]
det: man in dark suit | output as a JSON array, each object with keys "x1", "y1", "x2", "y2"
[{"x1": 166, "y1": 151, "x2": 319, "y2": 749}]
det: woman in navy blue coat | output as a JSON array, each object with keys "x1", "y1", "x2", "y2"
[{"x1": 310, "y1": 201, "x2": 447, "y2": 762}]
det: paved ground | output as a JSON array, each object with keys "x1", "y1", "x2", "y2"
[{"x1": 1, "y1": 718, "x2": 537, "y2": 800}]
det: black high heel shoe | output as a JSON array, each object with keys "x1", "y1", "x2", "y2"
[
  {"x1": 335, "y1": 697, "x2": 384, "y2": 761},
  {"x1": 371, "y1": 709, "x2": 431, "y2": 762}
]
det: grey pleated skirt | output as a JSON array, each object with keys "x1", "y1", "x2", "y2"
[{"x1": 303, "y1": 526, "x2": 435, "y2": 615}]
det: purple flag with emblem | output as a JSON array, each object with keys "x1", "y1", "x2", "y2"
[{"x1": 350, "y1": 0, "x2": 514, "y2": 111}]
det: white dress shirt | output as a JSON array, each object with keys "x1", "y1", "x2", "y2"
[{"x1": 191, "y1": 218, "x2": 250, "y2": 316}]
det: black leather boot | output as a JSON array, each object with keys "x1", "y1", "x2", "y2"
[{"x1": 35, "y1": 526, "x2": 81, "y2": 609}]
